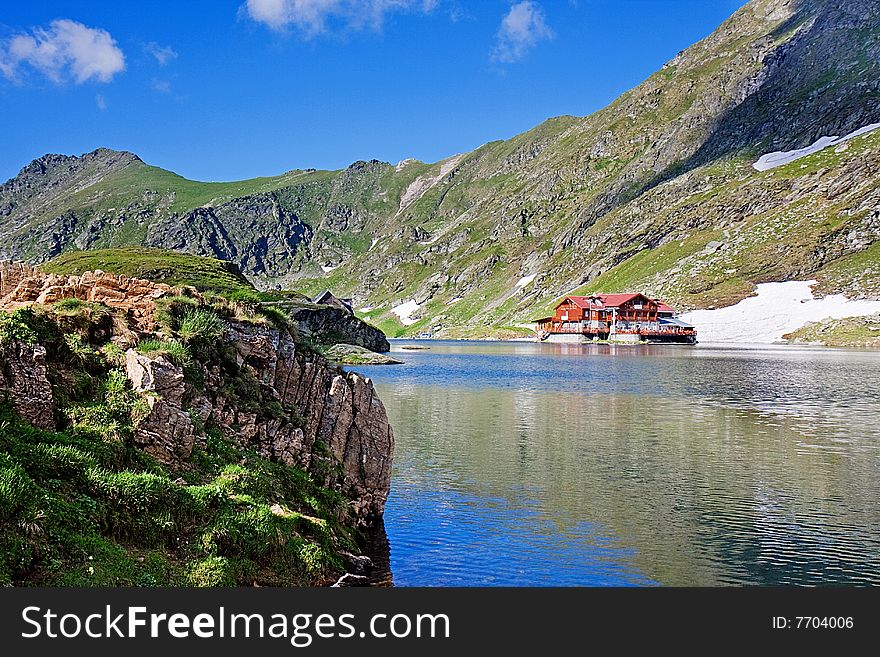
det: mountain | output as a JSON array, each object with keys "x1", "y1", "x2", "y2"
[{"x1": 2, "y1": 0, "x2": 879, "y2": 338}]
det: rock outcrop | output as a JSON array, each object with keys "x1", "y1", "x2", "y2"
[
  {"x1": 0, "y1": 340, "x2": 54, "y2": 430},
  {"x1": 123, "y1": 321, "x2": 393, "y2": 522},
  {"x1": 0, "y1": 260, "x2": 171, "y2": 331},
  {"x1": 289, "y1": 304, "x2": 391, "y2": 353},
  {"x1": 124, "y1": 349, "x2": 198, "y2": 463},
  {"x1": 223, "y1": 321, "x2": 393, "y2": 520},
  {"x1": 0, "y1": 263, "x2": 394, "y2": 524}
]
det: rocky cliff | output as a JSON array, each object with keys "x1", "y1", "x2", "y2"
[
  {"x1": 0, "y1": 261, "x2": 392, "y2": 521},
  {"x1": 0, "y1": 261, "x2": 393, "y2": 586},
  {"x1": 0, "y1": 0, "x2": 878, "y2": 338}
]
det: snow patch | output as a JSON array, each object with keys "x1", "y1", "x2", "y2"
[
  {"x1": 680, "y1": 281, "x2": 880, "y2": 343},
  {"x1": 321, "y1": 265, "x2": 338, "y2": 273},
  {"x1": 392, "y1": 299, "x2": 421, "y2": 325},
  {"x1": 359, "y1": 306, "x2": 374, "y2": 312},
  {"x1": 515, "y1": 274, "x2": 537, "y2": 289},
  {"x1": 448, "y1": 297, "x2": 463, "y2": 304},
  {"x1": 753, "y1": 123, "x2": 880, "y2": 171},
  {"x1": 370, "y1": 237, "x2": 380, "y2": 249}
]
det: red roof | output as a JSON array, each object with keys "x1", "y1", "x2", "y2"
[
  {"x1": 593, "y1": 293, "x2": 645, "y2": 308},
  {"x1": 559, "y1": 293, "x2": 654, "y2": 310},
  {"x1": 655, "y1": 300, "x2": 674, "y2": 313},
  {"x1": 564, "y1": 296, "x2": 597, "y2": 309}
]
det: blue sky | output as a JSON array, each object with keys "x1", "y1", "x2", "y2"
[{"x1": 0, "y1": 0, "x2": 748, "y2": 183}]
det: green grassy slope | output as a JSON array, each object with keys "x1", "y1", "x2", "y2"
[{"x1": 44, "y1": 247, "x2": 254, "y2": 294}]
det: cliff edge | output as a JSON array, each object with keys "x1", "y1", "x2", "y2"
[{"x1": 0, "y1": 261, "x2": 393, "y2": 586}]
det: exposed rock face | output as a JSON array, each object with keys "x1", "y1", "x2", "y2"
[
  {"x1": 0, "y1": 340, "x2": 54, "y2": 430},
  {"x1": 289, "y1": 304, "x2": 391, "y2": 352},
  {"x1": 0, "y1": 261, "x2": 171, "y2": 331},
  {"x1": 223, "y1": 321, "x2": 393, "y2": 521},
  {"x1": 120, "y1": 320, "x2": 393, "y2": 523},
  {"x1": 146, "y1": 194, "x2": 315, "y2": 279},
  {"x1": 124, "y1": 349, "x2": 197, "y2": 463}
]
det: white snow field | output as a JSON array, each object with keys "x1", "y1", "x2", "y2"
[
  {"x1": 515, "y1": 273, "x2": 537, "y2": 289},
  {"x1": 753, "y1": 123, "x2": 880, "y2": 171},
  {"x1": 392, "y1": 299, "x2": 421, "y2": 325},
  {"x1": 680, "y1": 281, "x2": 880, "y2": 343}
]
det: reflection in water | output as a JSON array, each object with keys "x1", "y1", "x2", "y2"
[
  {"x1": 360, "y1": 520, "x2": 393, "y2": 587},
  {"x1": 356, "y1": 342, "x2": 880, "y2": 586}
]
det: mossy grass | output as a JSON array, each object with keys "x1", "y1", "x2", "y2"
[
  {"x1": 137, "y1": 338, "x2": 192, "y2": 367},
  {"x1": 177, "y1": 309, "x2": 226, "y2": 343},
  {"x1": 0, "y1": 400, "x2": 352, "y2": 586}
]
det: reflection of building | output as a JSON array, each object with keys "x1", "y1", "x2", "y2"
[
  {"x1": 533, "y1": 293, "x2": 697, "y2": 344},
  {"x1": 313, "y1": 290, "x2": 354, "y2": 315}
]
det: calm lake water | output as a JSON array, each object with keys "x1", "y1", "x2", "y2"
[{"x1": 355, "y1": 341, "x2": 880, "y2": 586}]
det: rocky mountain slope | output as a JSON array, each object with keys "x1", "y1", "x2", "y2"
[
  {"x1": 0, "y1": 260, "x2": 393, "y2": 586},
  {"x1": 1, "y1": 0, "x2": 878, "y2": 338}
]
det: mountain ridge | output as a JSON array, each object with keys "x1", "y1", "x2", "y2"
[{"x1": 2, "y1": 0, "x2": 878, "y2": 338}]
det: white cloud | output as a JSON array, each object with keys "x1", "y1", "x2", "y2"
[
  {"x1": 491, "y1": 1, "x2": 553, "y2": 64},
  {"x1": 145, "y1": 42, "x2": 178, "y2": 65},
  {"x1": 96, "y1": 93, "x2": 107, "y2": 110},
  {"x1": 243, "y1": 0, "x2": 436, "y2": 35},
  {"x1": 0, "y1": 19, "x2": 125, "y2": 84}
]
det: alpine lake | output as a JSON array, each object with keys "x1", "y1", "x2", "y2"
[{"x1": 353, "y1": 340, "x2": 880, "y2": 586}]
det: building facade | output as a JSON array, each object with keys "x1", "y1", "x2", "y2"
[{"x1": 534, "y1": 293, "x2": 696, "y2": 344}]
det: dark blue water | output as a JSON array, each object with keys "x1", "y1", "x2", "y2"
[{"x1": 356, "y1": 341, "x2": 880, "y2": 586}]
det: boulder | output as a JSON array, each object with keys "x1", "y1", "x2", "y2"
[
  {"x1": 125, "y1": 349, "x2": 195, "y2": 463},
  {"x1": 288, "y1": 304, "x2": 391, "y2": 353},
  {"x1": 324, "y1": 343, "x2": 403, "y2": 365}
]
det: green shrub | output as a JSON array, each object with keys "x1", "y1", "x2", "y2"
[
  {"x1": 138, "y1": 338, "x2": 192, "y2": 366},
  {"x1": 100, "y1": 342, "x2": 126, "y2": 367},
  {"x1": 178, "y1": 309, "x2": 226, "y2": 343},
  {"x1": 299, "y1": 542, "x2": 328, "y2": 574},
  {"x1": 154, "y1": 295, "x2": 200, "y2": 332},
  {"x1": 0, "y1": 308, "x2": 38, "y2": 344},
  {"x1": 64, "y1": 333, "x2": 96, "y2": 364},
  {"x1": 52, "y1": 298, "x2": 86, "y2": 314}
]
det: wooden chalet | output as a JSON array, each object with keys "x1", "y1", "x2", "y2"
[{"x1": 534, "y1": 293, "x2": 696, "y2": 344}]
